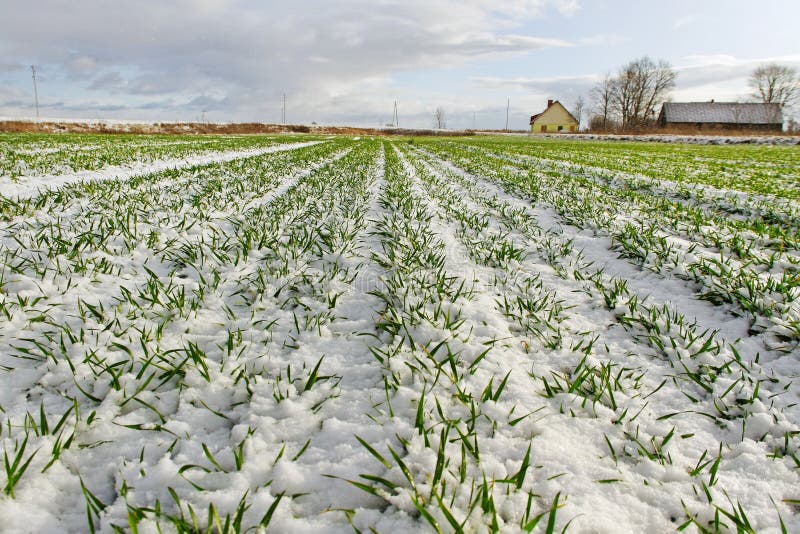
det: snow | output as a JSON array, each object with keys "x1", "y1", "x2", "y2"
[
  {"x1": 0, "y1": 141, "x2": 322, "y2": 200},
  {"x1": 533, "y1": 132, "x2": 800, "y2": 146},
  {"x1": 0, "y1": 135, "x2": 797, "y2": 533}
]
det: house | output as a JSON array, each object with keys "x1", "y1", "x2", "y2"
[
  {"x1": 530, "y1": 100, "x2": 579, "y2": 133},
  {"x1": 658, "y1": 102, "x2": 783, "y2": 132}
]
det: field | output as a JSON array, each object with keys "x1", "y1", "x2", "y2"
[{"x1": 0, "y1": 133, "x2": 798, "y2": 533}]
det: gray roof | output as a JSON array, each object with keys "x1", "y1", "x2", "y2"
[{"x1": 660, "y1": 102, "x2": 783, "y2": 124}]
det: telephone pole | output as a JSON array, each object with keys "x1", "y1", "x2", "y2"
[
  {"x1": 282, "y1": 93, "x2": 286, "y2": 124},
  {"x1": 473, "y1": 111, "x2": 476, "y2": 130},
  {"x1": 31, "y1": 65, "x2": 40, "y2": 120},
  {"x1": 392, "y1": 100, "x2": 398, "y2": 128},
  {"x1": 505, "y1": 97, "x2": 510, "y2": 131}
]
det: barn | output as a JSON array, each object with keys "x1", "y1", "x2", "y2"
[
  {"x1": 530, "y1": 100, "x2": 579, "y2": 133},
  {"x1": 658, "y1": 101, "x2": 783, "y2": 132}
]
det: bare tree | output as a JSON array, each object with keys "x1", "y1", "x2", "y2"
[
  {"x1": 588, "y1": 59, "x2": 675, "y2": 131},
  {"x1": 749, "y1": 63, "x2": 800, "y2": 110},
  {"x1": 589, "y1": 74, "x2": 615, "y2": 130},
  {"x1": 572, "y1": 96, "x2": 586, "y2": 131},
  {"x1": 612, "y1": 68, "x2": 636, "y2": 129},
  {"x1": 613, "y1": 57, "x2": 676, "y2": 130},
  {"x1": 434, "y1": 107, "x2": 447, "y2": 129}
]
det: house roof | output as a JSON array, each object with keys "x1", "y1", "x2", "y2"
[
  {"x1": 660, "y1": 102, "x2": 783, "y2": 124},
  {"x1": 529, "y1": 100, "x2": 579, "y2": 125},
  {"x1": 529, "y1": 112, "x2": 544, "y2": 123}
]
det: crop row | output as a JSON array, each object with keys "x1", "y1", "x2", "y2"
[
  {"x1": 0, "y1": 133, "x2": 322, "y2": 180},
  {"x1": 0, "y1": 134, "x2": 797, "y2": 533}
]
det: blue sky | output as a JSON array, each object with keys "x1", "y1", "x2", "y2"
[{"x1": 1, "y1": 0, "x2": 798, "y2": 128}]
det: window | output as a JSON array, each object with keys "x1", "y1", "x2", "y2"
[
  {"x1": 541, "y1": 125, "x2": 546, "y2": 132},
  {"x1": 557, "y1": 125, "x2": 564, "y2": 132}
]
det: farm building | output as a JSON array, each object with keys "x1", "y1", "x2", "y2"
[
  {"x1": 658, "y1": 101, "x2": 783, "y2": 132},
  {"x1": 530, "y1": 100, "x2": 579, "y2": 133}
]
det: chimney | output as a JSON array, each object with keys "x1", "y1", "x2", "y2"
[{"x1": 547, "y1": 99, "x2": 554, "y2": 108}]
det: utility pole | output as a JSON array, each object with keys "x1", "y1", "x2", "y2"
[
  {"x1": 473, "y1": 111, "x2": 476, "y2": 130},
  {"x1": 201, "y1": 110, "x2": 206, "y2": 123},
  {"x1": 31, "y1": 65, "x2": 40, "y2": 121},
  {"x1": 505, "y1": 97, "x2": 510, "y2": 131},
  {"x1": 392, "y1": 100, "x2": 398, "y2": 128},
  {"x1": 282, "y1": 93, "x2": 286, "y2": 125}
]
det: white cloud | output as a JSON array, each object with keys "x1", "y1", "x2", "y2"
[
  {"x1": 65, "y1": 56, "x2": 98, "y2": 75},
  {"x1": 578, "y1": 34, "x2": 628, "y2": 47},
  {"x1": 555, "y1": 0, "x2": 581, "y2": 16},
  {"x1": 673, "y1": 14, "x2": 700, "y2": 29},
  {"x1": 0, "y1": 0, "x2": 580, "y2": 124},
  {"x1": 674, "y1": 54, "x2": 800, "y2": 95},
  {"x1": 461, "y1": 0, "x2": 580, "y2": 19},
  {"x1": 472, "y1": 73, "x2": 599, "y2": 92}
]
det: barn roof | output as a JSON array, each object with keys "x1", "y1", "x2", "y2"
[{"x1": 660, "y1": 102, "x2": 783, "y2": 124}]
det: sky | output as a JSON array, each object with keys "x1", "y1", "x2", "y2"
[{"x1": 1, "y1": 0, "x2": 799, "y2": 129}]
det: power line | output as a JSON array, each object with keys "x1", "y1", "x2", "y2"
[{"x1": 31, "y1": 65, "x2": 40, "y2": 120}]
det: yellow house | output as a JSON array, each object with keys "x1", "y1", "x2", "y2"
[{"x1": 530, "y1": 99, "x2": 579, "y2": 133}]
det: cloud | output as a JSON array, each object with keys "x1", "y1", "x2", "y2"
[
  {"x1": 0, "y1": 84, "x2": 28, "y2": 107},
  {"x1": 673, "y1": 14, "x2": 699, "y2": 29},
  {"x1": 579, "y1": 34, "x2": 628, "y2": 47},
  {"x1": 0, "y1": 61, "x2": 25, "y2": 73},
  {"x1": 471, "y1": 73, "x2": 600, "y2": 94},
  {"x1": 459, "y1": 0, "x2": 580, "y2": 19},
  {"x1": 0, "y1": 0, "x2": 579, "y2": 124},
  {"x1": 675, "y1": 54, "x2": 800, "y2": 93},
  {"x1": 554, "y1": 0, "x2": 580, "y2": 16},
  {"x1": 65, "y1": 56, "x2": 99, "y2": 76}
]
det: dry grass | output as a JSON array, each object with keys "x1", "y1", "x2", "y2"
[{"x1": 0, "y1": 120, "x2": 472, "y2": 137}]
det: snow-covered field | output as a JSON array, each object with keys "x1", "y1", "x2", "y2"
[
  {"x1": 0, "y1": 141, "x2": 321, "y2": 200},
  {"x1": 0, "y1": 134, "x2": 798, "y2": 533},
  {"x1": 543, "y1": 133, "x2": 800, "y2": 146}
]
